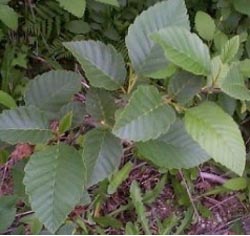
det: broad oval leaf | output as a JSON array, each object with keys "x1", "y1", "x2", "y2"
[
  {"x1": 136, "y1": 120, "x2": 210, "y2": 169},
  {"x1": 168, "y1": 71, "x2": 205, "y2": 104},
  {"x1": 185, "y1": 102, "x2": 246, "y2": 175},
  {"x1": 24, "y1": 70, "x2": 81, "y2": 116},
  {"x1": 232, "y1": 0, "x2": 250, "y2": 16},
  {"x1": 56, "y1": 0, "x2": 86, "y2": 18},
  {"x1": 0, "y1": 5, "x2": 18, "y2": 30},
  {"x1": 126, "y1": 0, "x2": 190, "y2": 77},
  {"x1": 82, "y1": 128, "x2": 123, "y2": 187},
  {"x1": 219, "y1": 63, "x2": 250, "y2": 101},
  {"x1": 86, "y1": 88, "x2": 116, "y2": 126},
  {"x1": 0, "y1": 106, "x2": 52, "y2": 144},
  {"x1": 195, "y1": 11, "x2": 215, "y2": 41},
  {"x1": 152, "y1": 27, "x2": 211, "y2": 76},
  {"x1": 220, "y1": 35, "x2": 240, "y2": 63},
  {"x1": 0, "y1": 196, "x2": 17, "y2": 232},
  {"x1": 240, "y1": 59, "x2": 250, "y2": 77},
  {"x1": 207, "y1": 56, "x2": 229, "y2": 88},
  {"x1": 64, "y1": 40, "x2": 126, "y2": 90},
  {"x1": 112, "y1": 85, "x2": 176, "y2": 142},
  {"x1": 24, "y1": 144, "x2": 85, "y2": 233}
]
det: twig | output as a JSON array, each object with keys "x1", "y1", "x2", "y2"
[
  {"x1": 0, "y1": 164, "x2": 8, "y2": 193},
  {"x1": 15, "y1": 210, "x2": 34, "y2": 218},
  {"x1": 209, "y1": 194, "x2": 238, "y2": 210},
  {"x1": 200, "y1": 172, "x2": 226, "y2": 184},
  {"x1": 179, "y1": 170, "x2": 201, "y2": 221}
]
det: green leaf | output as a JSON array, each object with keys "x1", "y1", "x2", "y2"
[
  {"x1": 56, "y1": 0, "x2": 86, "y2": 18},
  {"x1": 240, "y1": 59, "x2": 250, "y2": 77},
  {"x1": 207, "y1": 56, "x2": 229, "y2": 88},
  {"x1": 24, "y1": 70, "x2": 81, "y2": 116},
  {"x1": 65, "y1": 20, "x2": 90, "y2": 34},
  {"x1": 0, "y1": 5, "x2": 18, "y2": 30},
  {"x1": 0, "y1": 90, "x2": 16, "y2": 108},
  {"x1": 184, "y1": 102, "x2": 246, "y2": 175},
  {"x1": 24, "y1": 144, "x2": 85, "y2": 233},
  {"x1": 168, "y1": 71, "x2": 204, "y2": 104},
  {"x1": 143, "y1": 175, "x2": 167, "y2": 204},
  {"x1": 220, "y1": 35, "x2": 240, "y2": 63},
  {"x1": 214, "y1": 30, "x2": 228, "y2": 51},
  {"x1": 94, "y1": 216, "x2": 122, "y2": 229},
  {"x1": 20, "y1": 215, "x2": 43, "y2": 235},
  {"x1": 232, "y1": 0, "x2": 250, "y2": 16},
  {"x1": 217, "y1": 94, "x2": 237, "y2": 116},
  {"x1": 0, "y1": 196, "x2": 17, "y2": 232},
  {"x1": 95, "y1": 0, "x2": 119, "y2": 7},
  {"x1": 12, "y1": 161, "x2": 27, "y2": 201},
  {"x1": 125, "y1": 222, "x2": 140, "y2": 235},
  {"x1": 108, "y1": 161, "x2": 133, "y2": 194},
  {"x1": 0, "y1": 106, "x2": 53, "y2": 144},
  {"x1": 130, "y1": 181, "x2": 151, "y2": 235},
  {"x1": 195, "y1": 11, "x2": 215, "y2": 41},
  {"x1": 223, "y1": 177, "x2": 247, "y2": 191},
  {"x1": 59, "y1": 102, "x2": 86, "y2": 128},
  {"x1": 59, "y1": 111, "x2": 73, "y2": 134},
  {"x1": 86, "y1": 88, "x2": 116, "y2": 126},
  {"x1": 126, "y1": 0, "x2": 190, "y2": 77},
  {"x1": 152, "y1": 27, "x2": 211, "y2": 76},
  {"x1": 64, "y1": 40, "x2": 126, "y2": 90},
  {"x1": 112, "y1": 85, "x2": 176, "y2": 142},
  {"x1": 219, "y1": 63, "x2": 250, "y2": 101},
  {"x1": 136, "y1": 120, "x2": 210, "y2": 169},
  {"x1": 82, "y1": 129, "x2": 123, "y2": 187}
]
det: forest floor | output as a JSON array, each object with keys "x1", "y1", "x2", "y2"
[{"x1": 1, "y1": 143, "x2": 250, "y2": 235}]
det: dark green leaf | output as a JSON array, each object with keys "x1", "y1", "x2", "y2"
[
  {"x1": 136, "y1": 120, "x2": 210, "y2": 169},
  {"x1": 112, "y1": 85, "x2": 176, "y2": 142},
  {"x1": 82, "y1": 129, "x2": 123, "y2": 187},
  {"x1": 0, "y1": 196, "x2": 17, "y2": 232},
  {"x1": 24, "y1": 144, "x2": 85, "y2": 233},
  {"x1": 0, "y1": 106, "x2": 53, "y2": 144}
]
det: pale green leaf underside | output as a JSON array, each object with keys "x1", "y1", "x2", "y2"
[
  {"x1": 126, "y1": 0, "x2": 190, "y2": 77},
  {"x1": 0, "y1": 106, "x2": 52, "y2": 144},
  {"x1": 24, "y1": 144, "x2": 85, "y2": 233},
  {"x1": 152, "y1": 27, "x2": 211, "y2": 76},
  {"x1": 112, "y1": 85, "x2": 176, "y2": 142},
  {"x1": 220, "y1": 36, "x2": 240, "y2": 63},
  {"x1": 56, "y1": 0, "x2": 86, "y2": 18},
  {"x1": 219, "y1": 64, "x2": 250, "y2": 101},
  {"x1": 64, "y1": 40, "x2": 126, "y2": 90},
  {"x1": 25, "y1": 70, "x2": 81, "y2": 115},
  {"x1": 82, "y1": 129, "x2": 123, "y2": 187},
  {"x1": 185, "y1": 102, "x2": 246, "y2": 175},
  {"x1": 136, "y1": 120, "x2": 210, "y2": 169}
]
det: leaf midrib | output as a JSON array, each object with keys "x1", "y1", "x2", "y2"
[{"x1": 114, "y1": 101, "x2": 166, "y2": 131}]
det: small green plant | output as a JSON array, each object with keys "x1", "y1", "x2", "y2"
[{"x1": 1, "y1": 0, "x2": 250, "y2": 234}]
